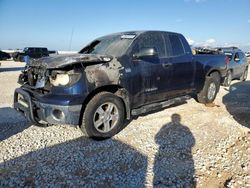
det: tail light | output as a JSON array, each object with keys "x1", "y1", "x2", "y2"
[{"x1": 225, "y1": 56, "x2": 230, "y2": 65}]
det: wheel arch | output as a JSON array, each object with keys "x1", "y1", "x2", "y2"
[
  {"x1": 206, "y1": 69, "x2": 222, "y2": 84},
  {"x1": 79, "y1": 84, "x2": 131, "y2": 126},
  {"x1": 197, "y1": 70, "x2": 221, "y2": 104},
  {"x1": 206, "y1": 69, "x2": 221, "y2": 77}
]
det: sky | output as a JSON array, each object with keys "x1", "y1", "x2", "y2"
[{"x1": 0, "y1": 0, "x2": 250, "y2": 51}]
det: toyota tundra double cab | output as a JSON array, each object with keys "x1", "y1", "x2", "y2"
[{"x1": 14, "y1": 31, "x2": 228, "y2": 139}]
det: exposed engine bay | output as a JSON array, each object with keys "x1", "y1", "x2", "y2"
[{"x1": 18, "y1": 53, "x2": 113, "y2": 91}]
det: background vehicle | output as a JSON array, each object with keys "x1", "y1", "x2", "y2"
[
  {"x1": 14, "y1": 31, "x2": 228, "y2": 139},
  {"x1": 246, "y1": 53, "x2": 250, "y2": 64},
  {"x1": 0, "y1": 50, "x2": 11, "y2": 60},
  {"x1": 218, "y1": 47, "x2": 248, "y2": 86},
  {"x1": 13, "y1": 47, "x2": 49, "y2": 62},
  {"x1": 194, "y1": 47, "x2": 223, "y2": 55}
]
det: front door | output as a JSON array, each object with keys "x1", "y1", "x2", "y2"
[{"x1": 130, "y1": 32, "x2": 172, "y2": 106}]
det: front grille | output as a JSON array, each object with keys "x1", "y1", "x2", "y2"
[
  {"x1": 27, "y1": 69, "x2": 37, "y2": 86},
  {"x1": 24, "y1": 66, "x2": 48, "y2": 89}
]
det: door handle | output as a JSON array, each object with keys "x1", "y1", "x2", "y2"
[{"x1": 162, "y1": 63, "x2": 173, "y2": 68}]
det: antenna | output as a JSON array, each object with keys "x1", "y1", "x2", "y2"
[{"x1": 68, "y1": 27, "x2": 74, "y2": 51}]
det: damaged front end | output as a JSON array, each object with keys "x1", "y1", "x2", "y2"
[
  {"x1": 18, "y1": 54, "x2": 113, "y2": 88},
  {"x1": 17, "y1": 61, "x2": 49, "y2": 90},
  {"x1": 14, "y1": 54, "x2": 112, "y2": 126}
]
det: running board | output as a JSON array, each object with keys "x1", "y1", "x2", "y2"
[{"x1": 131, "y1": 95, "x2": 191, "y2": 116}]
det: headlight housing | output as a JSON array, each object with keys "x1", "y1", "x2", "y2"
[{"x1": 50, "y1": 71, "x2": 81, "y2": 87}]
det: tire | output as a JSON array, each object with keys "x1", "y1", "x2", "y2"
[
  {"x1": 223, "y1": 70, "x2": 232, "y2": 87},
  {"x1": 13, "y1": 56, "x2": 18, "y2": 61},
  {"x1": 18, "y1": 55, "x2": 24, "y2": 62},
  {"x1": 240, "y1": 67, "x2": 248, "y2": 81},
  {"x1": 197, "y1": 72, "x2": 220, "y2": 104},
  {"x1": 81, "y1": 92, "x2": 125, "y2": 139}
]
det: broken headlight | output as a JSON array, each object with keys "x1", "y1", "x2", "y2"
[{"x1": 50, "y1": 71, "x2": 81, "y2": 87}]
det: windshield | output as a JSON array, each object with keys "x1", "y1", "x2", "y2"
[
  {"x1": 79, "y1": 34, "x2": 135, "y2": 57},
  {"x1": 224, "y1": 52, "x2": 233, "y2": 60}
]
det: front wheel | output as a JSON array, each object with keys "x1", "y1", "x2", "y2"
[
  {"x1": 197, "y1": 72, "x2": 220, "y2": 104},
  {"x1": 81, "y1": 92, "x2": 125, "y2": 139}
]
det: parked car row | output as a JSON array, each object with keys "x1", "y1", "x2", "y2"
[
  {"x1": 12, "y1": 47, "x2": 49, "y2": 62},
  {"x1": 0, "y1": 48, "x2": 58, "y2": 62}
]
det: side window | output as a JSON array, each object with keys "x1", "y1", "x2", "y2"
[
  {"x1": 168, "y1": 34, "x2": 185, "y2": 56},
  {"x1": 234, "y1": 53, "x2": 239, "y2": 60},
  {"x1": 163, "y1": 34, "x2": 173, "y2": 57},
  {"x1": 239, "y1": 52, "x2": 245, "y2": 59},
  {"x1": 137, "y1": 33, "x2": 165, "y2": 58}
]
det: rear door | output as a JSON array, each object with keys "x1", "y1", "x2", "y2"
[{"x1": 162, "y1": 33, "x2": 195, "y2": 97}]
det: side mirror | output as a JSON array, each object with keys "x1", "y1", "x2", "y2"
[
  {"x1": 234, "y1": 58, "x2": 240, "y2": 62},
  {"x1": 133, "y1": 47, "x2": 158, "y2": 59}
]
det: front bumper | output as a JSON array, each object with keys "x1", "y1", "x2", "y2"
[{"x1": 14, "y1": 88, "x2": 82, "y2": 126}]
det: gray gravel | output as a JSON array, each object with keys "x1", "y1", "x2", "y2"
[{"x1": 0, "y1": 61, "x2": 250, "y2": 187}]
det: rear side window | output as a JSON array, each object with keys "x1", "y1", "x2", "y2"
[
  {"x1": 168, "y1": 34, "x2": 185, "y2": 56},
  {"x1": 136, "y1": 32, "x2": 165, "y2": 57},
  {"x1": 163, "y1": 34, "x2": 173, "y2": 57}
]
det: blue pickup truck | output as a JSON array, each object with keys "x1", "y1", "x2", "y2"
[{"x1": 14, "y1": 31, "x2": 228, "y2": 139}]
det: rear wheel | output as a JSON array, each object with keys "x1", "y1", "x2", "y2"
[
  {"x1": 197, "y1": 72, "x2": 220, "y2": 104},
  {"x1": 240, "y1": 67, "x2": 248, "y2": 81},
  {"x1": 81, "y1": 92, "x2": 125, "y2": 139},
  {"x1": 223, "y1": 70, "x2": 232, "y2": 87}
]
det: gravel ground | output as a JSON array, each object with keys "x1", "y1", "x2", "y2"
[{"x1": 0, "y1": 60, "x2": 249, "y2": 187}]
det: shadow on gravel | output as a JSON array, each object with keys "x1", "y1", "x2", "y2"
[
  {"x1": 223, "y1": 81, "x2": 250, "y2": 128},
  {"x1": 0, "y1": 107, "x2": 29, "y2": 141},
  {"x1": 0, "y1": 67, "x2": 24, "y2": 72},
  {"x1": 0, "y1": 137, "x2": 148, "y2": 187},
  {"x1": 153, "y1": 114, "x2": 196, "y2": 187}
]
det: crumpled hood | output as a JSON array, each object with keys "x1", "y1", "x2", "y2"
[{"x1": 28, "y1": 53, "x2": 113, "y2": 69}]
